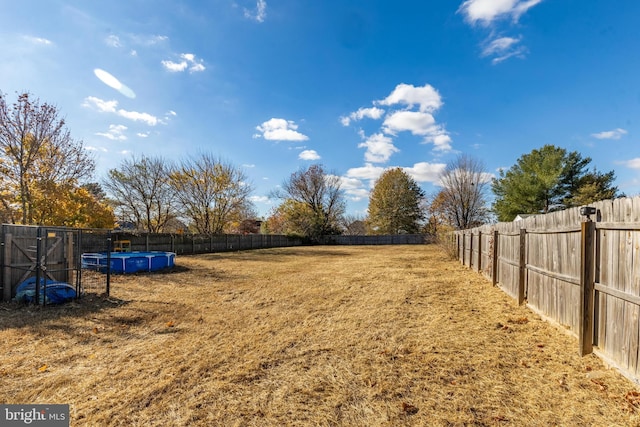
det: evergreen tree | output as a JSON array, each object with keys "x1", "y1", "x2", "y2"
[{"x1": 492, "y1": 145, "x2": 619, "y2": 221}]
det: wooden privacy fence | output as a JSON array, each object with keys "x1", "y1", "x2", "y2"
[
  {"x1": 109, "y1": 232, "x2": 303, "y2": 254},
  {"x1": 455, "y1": 196, "x2": 640, "y2": 384},
  {"x1": 319, "y1": 234, "x2": 433, "y2": 245}
]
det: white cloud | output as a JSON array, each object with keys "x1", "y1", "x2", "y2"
[
  {"x1": 338, "y1": 176, "x2": 369, "y2": 201},
  {"x1": 382, "y1": 111, "x2": 453, "y2": 151},
  {"x1": 243, "y1": 164, "x2": 256, "y2": 168},
  {"x1": 592, "y1": 128, "x2": 628, "y2": 140},
  {"x1": 342, "y1": 82, "x2": 452, "y2": 162},
  {"x1": 250, "y1": 195, "x2": 270, "y2": 203},
  {"x1": 244, "y1": 0, "x2": 267, "y2": 23},
  {"x1": 189, "y1": 63, "x2": 206, "y2": 72},
  {"x1": 255, "y1": 118, "x2": 309, "y2": 141},
  {"x1": 430, "y1": 133, "x2": 453, "y2": 151},
  {"x1": 167, "y1": 110, "x2": 177, "y2": 116},
  {"x1": 483, "y1": 36, "x2": 519, "y2": 55},
  {"x1": 96, "y1": 124, "x2": 128, "y2": 141},
  {"x1": 460, "y1": 1, "x2": 541, "y2": 64},
  {"x1": 85, "y1": 146, "x2": 108, "y2": 152},
  {"x1": 162, "y1": 53, "x2": 206, "y2": 73},
  {"x1": 358, "y1": 133, "x2": 399, "y2": 163},
  {"x1": 622, "y1": 158, "x2": 640, "y2": 169},
  {"x1": 459, "y1": 0, "x2": 543, "y2": 25},
  {"x1": 136, "y1": 132, "x2": 150, "y2": 138},
  {"x1": 23, "y1": 35, "x2": 53, "y2": 45},
  {"x1": 162, "y1": 60, "x2": 188, "y2": 72},
  {"x1": 345, "y1": 163, "x2": 386, "y2": 181},
  {"x1": 82, "y1": 96, "x2": 117, "y2": 113},
  {"x1": 376, "y1": 83, "x2": 442, "y2": 113},
  {"x1": 117, "y1": 110, "x2": 158, "y2": 126},
  {"x1": 482, "y1": 36, "x2": 527, "y2": 63},
  {"x1": 131, "y1": 34, "x2": 168, "y2": 46},
  {"x1": 403, "y1": 162, "x2": 447, "y2": 183},
  {"x1": 105, "y1": 35, "x2": 121, "y2": 48},
  {"x1": 82, "y1": 96, "x2": 159, "y2": 126},
  {"x1": 340, "y1": 107, "x2": 385, "y2": 126},
  {"x1": 299, "y1": 150, "x2": 321, "y2": 160},
  {"x1": 383, "y1": 111, "x2": 436, "y2": 136}
]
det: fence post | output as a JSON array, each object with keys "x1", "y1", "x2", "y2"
[
  {"x1": 461, "y1": 233, "x2": 466, "y2": 265},
  {"x1": 3, "y1": 233, "x2": 11, "y2": 301},
  {"x1": 518, "y1": 228, "x2": 526, "y2": 305},
  {"x1": 477, "y1": 230, "x2": 482, "y2": 273},
  {"x1": 66, "y1": 232, "x2": 74, "y2": 284},
  {"x1": 579, "y1": 220, "x2": 596, "y2": 356},
  {"x1": 106, "y1": 232, "x2": 112, "y2": 297},
  {"x1": 492, "y1": 230, "x2": 499, "y2": 286}
]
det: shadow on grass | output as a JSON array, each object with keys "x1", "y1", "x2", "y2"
[
  {"x1": 108, "y1": 264, "x2": 192, "y2": 276},
  {"x1": 0, "y1": 293, "x2": 131, "y2": 329}
]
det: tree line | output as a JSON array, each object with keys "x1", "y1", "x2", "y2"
[{"x1": 0, "y1": 91, "x2": 622, "y2": 236}]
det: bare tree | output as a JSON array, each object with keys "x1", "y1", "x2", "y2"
[
  {"x1": 103, "y1": 155, "x2": 177, "y2": 232},
  {"x1": 437, "y1": 154, "x2": 489, "y2": 230},
  {"x1": 273, "y1": 164, "x2": 345, "y2": 240},
  {"x1": 340, "y1": 214, "x2": 367, "y2": 235},
  {"x1": 0, "y1": 92, "x2": 95, "y2": 224},
  {"x1": 170, "y1": 153, "x2": 254, "y2": 234}
]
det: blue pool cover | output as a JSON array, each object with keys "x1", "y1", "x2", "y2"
[
  {"x1": 15, "y1": 277, "x2": 76, "y2": 304},
  {"x1": 81, "y1": 251, "x2": 176, "y2": 274}
]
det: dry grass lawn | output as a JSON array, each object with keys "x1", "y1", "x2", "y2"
[{"x1": 1, "y1": 245, "x2": 640, "y2": 426}]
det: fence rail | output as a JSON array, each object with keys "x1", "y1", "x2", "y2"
[{"x1": 455, "y1": 196, "x2": 640, "y2": 384}]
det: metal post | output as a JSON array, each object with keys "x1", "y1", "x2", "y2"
[
  {"x1": 492, "y1": 230, "x2": 499, "y2": 286},
  {"x1": 579, "y1": 220, "x2": 596, "y2": 356},
  {"x1": 477, "y1": 230, "x2": 482, "y2": 273},
  {"x1": 106, "y1": 232, "x2": 112, "y2": 297},
  {"x1": 518, "y1": 228, "x2": 526, "y2": 305},
  {"x1": 35, "y1": 228, "x2": 42, "y2": 305}
]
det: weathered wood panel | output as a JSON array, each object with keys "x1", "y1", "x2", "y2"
[{"x1": 455, "y1": 195, "x2": 640, "y2": 384}]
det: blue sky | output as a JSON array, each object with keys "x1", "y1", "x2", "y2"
[{"x1": 2, "y1": 0, "x2": 640, "y2": 217}]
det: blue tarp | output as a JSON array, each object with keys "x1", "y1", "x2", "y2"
[{"x1": 15, "y1": 277, "x2": 76, "y2": 305}]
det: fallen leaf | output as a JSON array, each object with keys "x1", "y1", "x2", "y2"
[
  {"x1": 166, "y1": 321, "x2": 174, "y2": 328},
  {"x1": 38, "y1": 365, "x2": 48, "y2": 372},
  {"x1": 591, "y1": 379, "x2": 607, "y2": 391},
  {"x1": 92, "y1": 327, "x2": 98, "y2": 334},
  {"x1": 626, "y1": 391, "x2": 640, "y2": 407},
  {"x1": 402, "y1": 402, "x2": 419, "y2": 415}
]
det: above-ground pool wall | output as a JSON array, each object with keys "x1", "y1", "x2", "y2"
[{"x1": 82, "y1": 252, "x2": 175, "y2": 274}]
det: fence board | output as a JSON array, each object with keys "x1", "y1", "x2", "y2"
[{"x1": 454, "y1": 196, "x2": 640, "y2": 384}]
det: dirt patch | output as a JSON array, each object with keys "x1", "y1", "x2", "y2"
[{"x1": 1, "y1": 246, "x2": 639, "y2": 426}]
